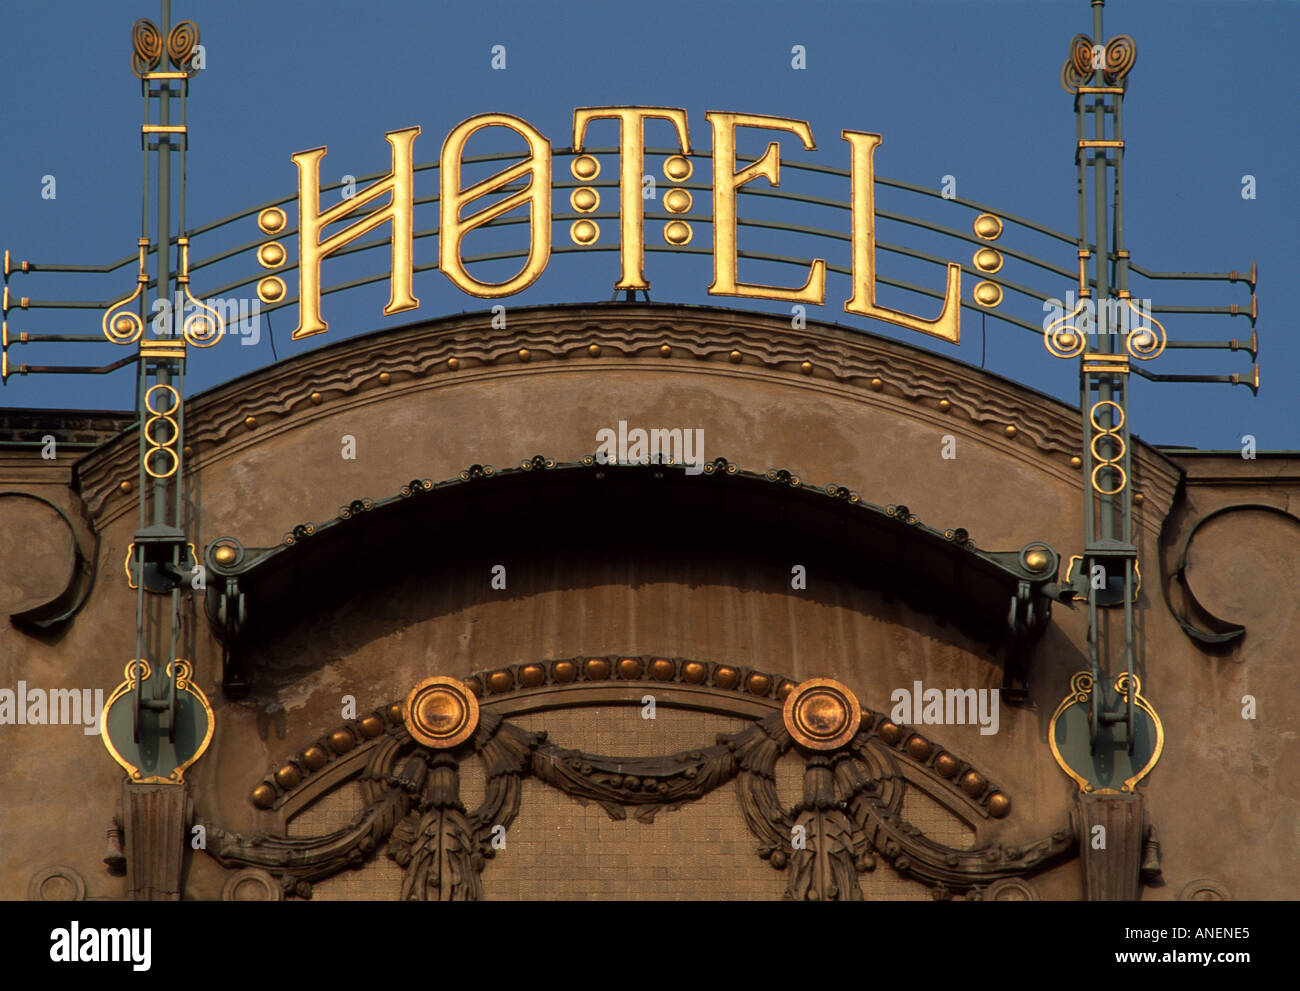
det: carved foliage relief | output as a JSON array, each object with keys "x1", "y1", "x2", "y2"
[{"x1": 200, "y1": 659, "x2": 1074, "y2": 901}]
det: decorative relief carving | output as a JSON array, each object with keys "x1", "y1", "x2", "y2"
[
  {"x1": 221, "y1": 868, "x2": 282, "y2": 901},
  {"x1": 28, "y1": 865, "x2": 87, "y2": 901},
  {"x1": 1179, "y1": 879, "x2": 1230, "y2": 901},
  {"x1": 1162, "y1": 504, "x2": 1300, "y2": 647},
  {"x1": 199, "y1": 664, "x2": 1075, "y2": 901},
  {"x1": 983, "y1": 878, "x2": 1039, "y2": 901}
]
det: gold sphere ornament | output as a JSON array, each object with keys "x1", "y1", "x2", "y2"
[
  {"x1": 934, "y1": 753, "x2": 960, "y2": 778},
  {"x1": 1024, "y1": 549, "x2": 1050, "y2": 571},
  {"x1": 906, "y1": 734, "x2": 933, "y2": 762},
  {"x1": 878, "y1": 720, "x2": 904, "y2": 745},
  {"x1": 663, "y1": 155, "x2": 693, "y2": 181},
  {"x1": 257, "y1": 276, "x2": 286, "y2": 304},
  {"x1": 617, "y1": 658, "x2": 642, "y2": 680},
  {"x1": 571, "y1": 155, "x2": 600, "y2": 180},
  {"x1": 404, "y1": 676, "x2": 479, "y2": 750},
  {"x1": 257, "y1": 242, "x2": 286, "y2": 268},
  {"x1": 570, "y1": 219, "x2": 599, "y2": 245},
  {"x1": 973, "y1": 213, "x2": 1003, "y2": 240},
  {"x1": 570, "y1": 187, "x2": 598, "y2": 212},
  {"x1": 714, "y1": 667, "x2": 740, "y2": 690},
  {"x1": 960, "y1": 770, "x2": 986, "y2": 797},
  {"x1": 257, "y1": 207, "x2": 287, "y2": 235},
  {"x1": 800, "y1": 361, "x2": 813, "y2": 375},
  {"x1": 212, "y1": 543, "x2": 238, "y2": 566},
  {"x1": 974, "y1": 281, "x2": 1003, "y2": 307},
  {"x1": 301, "y1": 746, "x2": 328, "y2": 771},
  {"x1": 746, "y1": 673, "x2": 772, "y2": 696},
  {"x1": 552, "y1": 661, "x2": 577, "y2": 682},
  {"x1": 973, "y1": 246, "x2": 1003, "y2": 273},
  {"x1": 783, "y1": 678, "x2": 862, "y2": 751},
  {"x1": 663, "y1": 220, "x2": 692, "y2": 245},
  {"x1": 664, "y1": 188, "x2": 692, "y2": 213}
]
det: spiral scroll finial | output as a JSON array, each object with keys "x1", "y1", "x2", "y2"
[
  {"x1": 167, "y1": 21, "x2": 201, "y2": 73},
  {"x1": 1069, "y1": 34, "x2": 1094, "y2": 77},
  {"x1": 1060, "y1": 33, "x2": 1094, "y2": 93},
  {"x1": 1103, "y1": 35, "x2": 1137, "y2": 86},
  {"x1": 131, "y1": 19, "x2": 163, "y2": 78}
]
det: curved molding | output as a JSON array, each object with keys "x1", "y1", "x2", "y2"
[
  {"x1": 72, "y1": 303, "x2": 1183, "y2": 530},
  {"x1": 245, "y1": 660, "x2": 1015, "y2": 824},
  {"x1": 1, "y1": 490, "x2": 98, "y2": 633},
  {"x1": 1162, "y1": 503, "x2": 1300, "y2": 646}
]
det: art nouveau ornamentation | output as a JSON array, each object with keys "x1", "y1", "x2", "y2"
[{"x1": 202, "y1": 667, "x2": 1075, "y2": 901}]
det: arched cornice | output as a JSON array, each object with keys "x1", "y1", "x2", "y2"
[{"x1": 72, "y1": 302, "x2": 1183, "y2": 534}]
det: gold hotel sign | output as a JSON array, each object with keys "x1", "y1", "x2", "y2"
[{"x1": 280, "y1": 107, "x2": 962, "y2": 344}]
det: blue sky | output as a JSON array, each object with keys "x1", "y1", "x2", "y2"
[{"x1": 1, "y1": 0, "x2": 1295, "y2": 450}]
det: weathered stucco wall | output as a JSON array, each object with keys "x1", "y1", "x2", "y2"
[{"x1": 1, "y1": 305, "x2": 1294, "y2": 900}]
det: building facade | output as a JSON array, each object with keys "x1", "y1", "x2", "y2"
[
  {"x1": 1, "y1": 1, "x2": 1292, "y2": 905},
  {"x1": 3, "y1": 302, "x2": 1295, "y2": 900}
]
